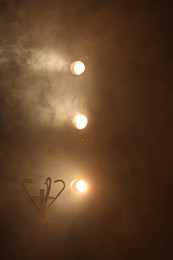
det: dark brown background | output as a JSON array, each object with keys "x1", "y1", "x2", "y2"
[{"x1": 0, "y1": 0, "x2": 172, "y2": 259}]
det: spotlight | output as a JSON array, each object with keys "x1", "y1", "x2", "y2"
[
  {"x1": 70, "y1": 179, "x2": 88, "y2": 194},
  {"x1": 73, "y1": 114, "x2": 88, "y2": 129},
  {"x1": 70, "y1": 61, "x2": 85, "y2": 75}
]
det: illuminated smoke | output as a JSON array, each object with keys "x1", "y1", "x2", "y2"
[{"x1": 27, "y1": 48, "x2": 68, "y2": 72}]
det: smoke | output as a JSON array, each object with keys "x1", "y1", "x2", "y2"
[
  {"x1": 2, "y1": 1, "x2": 173, "y2": 259},
  {"x1": 0, "y1": 0, "x2": 100, "y2": 129},
  {"x1": 27, "y1": 48, "x2": 68, "y2": 72},
  {"x1": 0, "y1": 44, "x2": 90, "y2": 128}
]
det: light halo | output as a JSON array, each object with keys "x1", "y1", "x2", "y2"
[{"x1": 70, "y1": 61, "x2": 85, "y2": 75}]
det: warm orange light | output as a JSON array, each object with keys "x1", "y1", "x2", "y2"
[
  {"x1": 70, "y1": 179, "x2": 88, "y2": 194},
  {"x1": 70, "y1": 61, "x2": 85, "y2": 75},
  {"x1": 73, "y1": 114, "x2": 88, "y2": 129},
  {"x1": 76, "y1": 180, "x2": 87, "y2": 192}
]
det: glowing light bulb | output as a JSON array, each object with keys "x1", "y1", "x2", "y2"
[
  {"x1": 70, "y1": 61, "x2": 85, "y2": 75},
  {"x1": 76, "y1": 180, "x2": 87, "y2": 193},
  {"x1": 73, "y1": 114, "x2": 88, "y2": 129},
  {"x1": 70, "y1": 179, "x2": 88, "y2": 194}
]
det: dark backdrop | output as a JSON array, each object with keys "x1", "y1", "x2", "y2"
[{"x1": 0, "y1": 0, "x2": 172, "y2": 259}]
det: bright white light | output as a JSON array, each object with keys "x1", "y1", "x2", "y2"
[
  {"x1": 70, "y1": 179, "x2": 88, "y2": 194},
  {"x1": 28, "y1": 48, "x2": 66, "y2": 72},
  {"x1": 70, "y1": 61, "x2": 85, "y2": 75},
  {"x1": 73, "y1": 114, "x2": 88, "y2": 129},
  {"x1": 76, "y1": 180, "x2": 87, "y2": 193}
]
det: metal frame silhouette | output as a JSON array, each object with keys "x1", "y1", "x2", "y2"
[{"x1": 23, "y1": 177, "x2": 65, "y2": 215}]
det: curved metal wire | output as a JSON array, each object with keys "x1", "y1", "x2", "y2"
[
  {"x1": 44, "y1": 177, "x2": 51, "y2": 210},
  {"x1": 23, "y1": 178, "x2": 66, "y2": 215},
  {"x1": 23, "y1": 179, "x2": 40, "y2": 212},
  {"x1": 46, "y1": 179, "x2": 66, "y2": 211}
]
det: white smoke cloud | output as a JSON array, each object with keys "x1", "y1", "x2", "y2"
[{"x1": 27, "y1": 48, "x2": 69, "y2": 72}]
